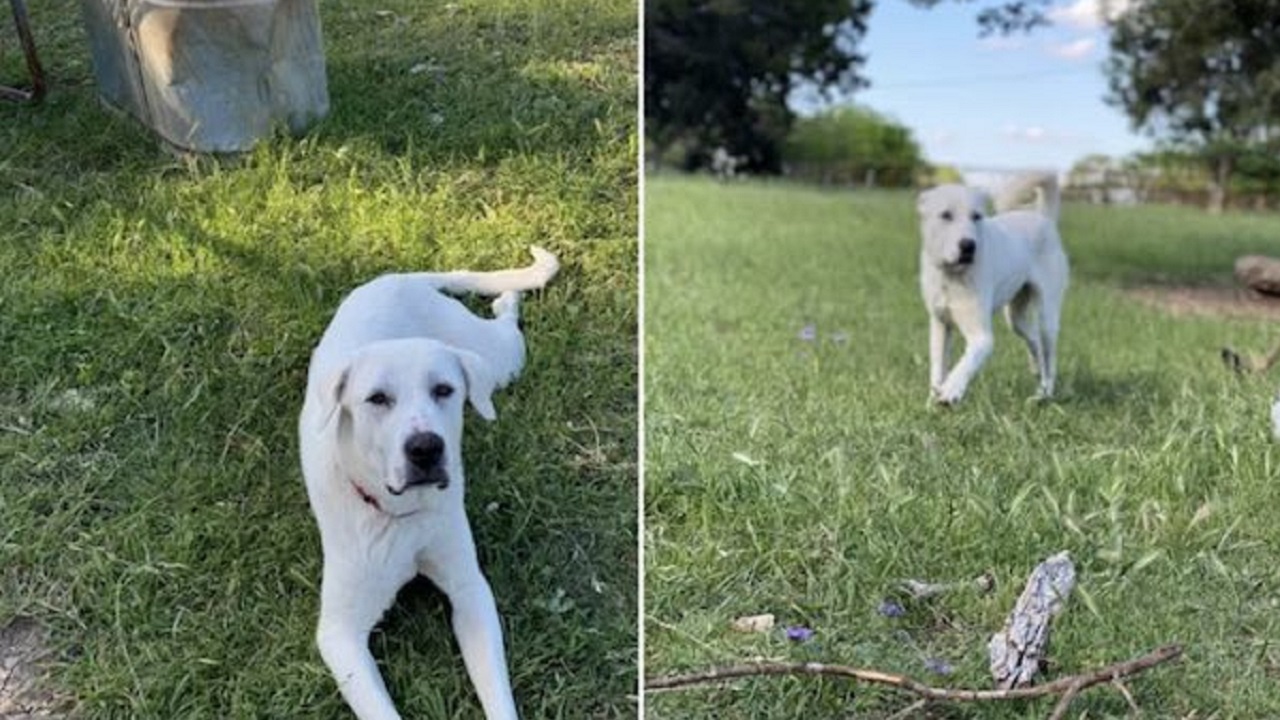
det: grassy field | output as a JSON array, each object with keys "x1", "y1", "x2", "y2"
[
  {"x1": 0, "y1": 1, "x2": 635, "y2": 718},
  {"x1": 644, "y1": 176, "x2": 1280, "y2": 718}
]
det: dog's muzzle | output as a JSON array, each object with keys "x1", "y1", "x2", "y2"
[
  {"x1": 956, "y1": 238, "x2": 976, "y2": 265},
  {"x1": 394, "y1": 431, "x2": 450, "y2": 492}
]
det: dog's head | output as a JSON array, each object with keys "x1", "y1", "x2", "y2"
[
  {"x1": 318, "y1": 338, "x2": 497, "y2": 514},
  {"x1": 917, "y1": 184, "x2": 990, "y2": 271}
]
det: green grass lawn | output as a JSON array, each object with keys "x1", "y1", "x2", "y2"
[
  {"x1": 643, "y1": 176, "x2": 1280, "y2": 718},
  {"x1": 0, "y1": 1, "x2": 636, "y2": 717}
]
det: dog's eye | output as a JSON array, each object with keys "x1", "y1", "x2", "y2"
[
  {"x1": 971, "y1": 212, "x2": 983, "y2": 222},
  {"x1": 366, "y1": 391, "x2": 392, "y2": 407},
  {"x1": 940, "y1": 210, "x2": 953, "y2": 222},
  {"x1": 431, "y1": 383, "x2": 455, "y2": 401}
]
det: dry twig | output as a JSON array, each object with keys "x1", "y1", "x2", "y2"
[
  {"x1": 645, "y1": 644, "x2": 1182, "y2": 715},
  {"x1": 1222, "y1": 342, "x2": 1280, "y2": 374}
]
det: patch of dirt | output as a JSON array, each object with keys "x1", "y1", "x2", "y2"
[
  {"x1": 0, "y1": 617, "x2": 63, "y2": 719},
  {"x1": 1125, "y1": 285, "x2": 1280, "y2": 319}
]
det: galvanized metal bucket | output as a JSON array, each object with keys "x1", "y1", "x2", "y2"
[{"x1": 79, "y1": 0, "x2": 329, "y2": 152}]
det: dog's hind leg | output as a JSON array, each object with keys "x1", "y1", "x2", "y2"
[
  {"x1": 481, "y1": 290, "x2": 531, "y2": 389},
  {"x1": 1005, "y1": 286, "x2": 1044, "y2": 377},
  {"x1": 1037, "y1": 292, "x2": 1063, "y2": 400},
  {"x1": 491, "y1": 290, "x2": 521, "y2": 325}
]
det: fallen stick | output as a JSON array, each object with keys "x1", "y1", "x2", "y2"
[
  {"x1": 645, "y1": 644, "x2": 1182, "y2": 714},
  {"x1": 1222, "y1": 342, "x2": 1280, "y2": 374}
]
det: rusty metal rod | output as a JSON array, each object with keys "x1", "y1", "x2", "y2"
[{"x1": 2, "y1": 0, "x2": 46, "y2": 103}]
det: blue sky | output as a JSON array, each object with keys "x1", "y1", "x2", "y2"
[{"x1": 810, "y1": 0, "x2": 1149, "y2": 174}]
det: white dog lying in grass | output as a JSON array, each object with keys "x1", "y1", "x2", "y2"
[
  {"x1": 917, "y1": 173, "x2": 1069, "y2": 405},
  {"x1": 298, "y1": 247, "x2": 559, "y2": 720}
]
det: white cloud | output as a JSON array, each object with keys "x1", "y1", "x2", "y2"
[
  {"x1": 979, "y1": 35, "x2": 1028, "y2": 52},
  {"x1": 1002, "y1": 124, "x2": 1051, "y2": 143},
  {"x1": 1048, "y1": 0, "x2": 1133, "y2": 30},
  {"x1": 1047, "y1": 36, "x2": 1097, "y2": 60},
  {"x1": 928, "y1": 130, "x2": 957, "y2": 146}
]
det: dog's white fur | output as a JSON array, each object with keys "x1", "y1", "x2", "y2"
[
  {"x1": 917, "y1": 173, "x2": 1069, "y2": 404},
  {"x1": 298, "y1": 247, "x2": 559, "y2": 720}
]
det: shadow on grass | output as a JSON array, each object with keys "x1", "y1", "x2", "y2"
[
  {"x1": 4, "y1": 0, "x2": 634, "y2": 189},
  {"x1": 313, "y1": 1, "x2": 632, "y2": 158},
  {"x1": 1059, "y1": 365, "x2": 1164, "y2": 410}
]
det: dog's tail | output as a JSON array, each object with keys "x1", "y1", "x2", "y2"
[
  {"x1": 995, "y1": 172, "x2": 1060, "y2": 222},
  {"x1": 415, "y1": 245, "x2": 560, "y2": 295}
]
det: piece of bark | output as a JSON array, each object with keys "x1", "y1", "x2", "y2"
[
  {"x1": 1234, "y1": 255, "x2": 1280, "y2": 296},
  {"x1": 730, "y1": 614, "x2": 775, "y2": 633},
  {"x1": 988, "y1": 551, "x2": 1076, "y2": 689}
]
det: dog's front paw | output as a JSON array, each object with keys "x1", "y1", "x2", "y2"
[
  {"x1": 1031, "y1": 380, "x2": 1056, "y2": 403},
  {"x1": 933, "y1": 384, "x2": 964, "y2": 406}
]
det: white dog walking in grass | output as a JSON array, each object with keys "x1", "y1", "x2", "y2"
[
  {"x1": 917, "y1": 173, "x2": 1069, "y2": 405},
  {"x1": 298, "y1": 247, "x2": 559, "y2": 720}
]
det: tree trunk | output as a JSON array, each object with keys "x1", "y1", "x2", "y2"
[{"x1": 1208, "y1": 154, "x2": 1233, "y2": 214}]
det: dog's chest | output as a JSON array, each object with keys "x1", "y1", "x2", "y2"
[
  {"x1": 923, "y1": 271, "x2": 977, "y2": 319},
  {"x1": 317, "y1": 495, "x2": 442, "y2": 566}
]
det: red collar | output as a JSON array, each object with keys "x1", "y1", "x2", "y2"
[
  {"x1": 351, "y1": 480, "x2": 382, "y2": 511},
  {"x1": 350, "y1": 480, "x2": 421, "y2": 519}
]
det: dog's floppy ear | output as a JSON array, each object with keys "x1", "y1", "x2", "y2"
[
  {"x1": 916, "y1": 187, "x2": 934, "y2": 214},
  {"x1": 454, "y1": 349, "x2": 498, "y2": 421},
  {"x1": 314, "y1": 364, "x2": 351, "y2": 431}
]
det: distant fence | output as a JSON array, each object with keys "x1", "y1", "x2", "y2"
[
  {"x1": 648, "y1": 155, "x2": 1280, "y2": 211},
  {"x1": 1062, "y1": 186, "x2": 1279, "y2": 211}
]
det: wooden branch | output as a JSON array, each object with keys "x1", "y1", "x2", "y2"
[
  {"x1": 645, "y1": 644, "x2": 1182, "y2": 713},
  {"x1": 1222, "y1": 342, "x2": 1280, "y2": 374}
]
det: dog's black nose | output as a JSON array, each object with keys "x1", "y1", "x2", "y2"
[
  {"x1": 959, "y1": 238, "x2": 976, "y2": 255},
  {"x1": 404, "y1": 432, "x2": 445, "y2": 469}
]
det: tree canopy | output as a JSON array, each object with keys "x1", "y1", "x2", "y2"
[
  {"x1": 1105, "y1": 0, "x2": 1280, "y2": 210},
  {"x1": 645, "y1": 0, "x2": 873, "y2": 173},
  {"x1": 784, "y1": 106, "x2": 924, "y2": 186},
  {"x1": 904, "y1": 0, "x2": 1054, "y2": 35}
]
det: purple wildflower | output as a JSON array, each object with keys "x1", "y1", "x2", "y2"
[
  {"x1": 798, "y1": 323, "x2": 817, "y2": 342},
  {"x1": 924, "y1": 657, "x2": 955, "y2": 675},
  {"x1": 785, "y1": 626, "x2": 815, "y2": 642},
  {"x1": 877, "y1": 600, "x2": 906, "y2": 618}
]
